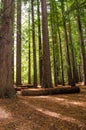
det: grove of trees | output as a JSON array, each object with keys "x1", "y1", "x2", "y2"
[{"x1": 0, "y1": 0, "x2": 86, "y2": 98}]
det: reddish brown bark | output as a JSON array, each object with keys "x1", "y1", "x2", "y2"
[
  {"x1": 0, "y1": 0, "x2": 16, "y2": 98},
  {"x1": 31, "y1": 0, "x2": 37, "y2": 87},
  {"x1": 41, "y1": 0, "x2": 52, "y2": 88},
  {"x1": 16, "y1": 0, "x2": 21, "y2": 85}
]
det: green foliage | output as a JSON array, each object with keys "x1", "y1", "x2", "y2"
[{"x1": 14, "y1": 0, "x2": 86, "y2": 84}]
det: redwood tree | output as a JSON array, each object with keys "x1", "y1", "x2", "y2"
[
  {"x1": 41, "y1": 0, "x2": 52, "y2": 88},
  {"x1": 28, "y1": 4, "x2": 31, "y2": 84},
  {"x1": 37, "y1": 0, "x2": 42, "y2": 86},
  {"x1": 31, "y1": 0, "x2": 37, "y2": 87},
  {"x1": 16, "y1": 0, "x2": 21, "y2": 85},
  {"x1": 0, "y1": 0, "x2": 16, "y2": 98}
]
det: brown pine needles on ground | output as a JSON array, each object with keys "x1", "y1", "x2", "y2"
[{"x1": 0, "y1": 85, "x2": 86, "y2": 130}]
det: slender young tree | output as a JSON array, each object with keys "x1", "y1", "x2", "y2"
[
  {"x1": 37, "y1": 0, "x2": 42, "y2": 86},
  {"x1": 58, "y1": 28, "x2": 65, "y2": 85},
  {"x1": 16, "y1": 0, "x2": 21, "y2": 85},
  {"x1": 31, "y1": 0, "x2": 37, "y2": 87},
  {"x1": 51, "y1": 18, "x2": 58, "y2": 86},
  {"x1": 41, "y1": 0, "x2": 52, "y2": 88},
  {"x1": 0, "y1": 0, "x2": 16, "y2": 98},
  {"x1": 28, "y1": 4, "x2": 31, "y2": 84}
]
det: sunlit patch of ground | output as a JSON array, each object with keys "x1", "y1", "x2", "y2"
[
  {"x1": 33, "y1": 96, "x2": 86, "y2": 107},
  {"x1": 0, "y1": 107, "x2": 12, "y2": 119}
]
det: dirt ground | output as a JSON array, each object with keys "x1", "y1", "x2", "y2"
[{"x1": 0, "y1": 85, "x2": 86, "y2": 130}]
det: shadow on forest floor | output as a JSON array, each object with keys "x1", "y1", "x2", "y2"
[{"x1": 0, "y1": 85, "x2": 86, "y2": 130}]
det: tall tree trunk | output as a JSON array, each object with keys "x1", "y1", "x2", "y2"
[
  {"x1": 28, "y1": 4, "x2": 31, "y2": 84},
  {"x1": 37, "y1": 0, "x2": 42, "y2": 86},
  {"x1": 75, "y1": 0, "x2": 86, "y2": 85},
  {"x1": 0, "y1": 0, "x2": 16, "y2": 98},
  {"x1": 41, "y1": 0, "x2": 52, "y2": 88},
  {"x1": 31, "y1": 0, "x2": 37, "y2": 87},
  {"x1": 51, "y1": 20, "x2": 58, "y2": 86},
  {"x1": 50, "y1": 6, "x2": 58, "y2": 86},
  {"x1": 12, "y1": 0, "x2": 15, "y2": 84},
  {"x1": 16, "y1": 0, "x2": 21, "y2": 85},
  {"x1": 58, "y1": 28, "x2": 65, "y2": 86},
  {"x1": 52, "y1": 33, "x2": 58, "y2": 86}
]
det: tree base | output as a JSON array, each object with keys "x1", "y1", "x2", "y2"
[
  {"x1": 0, "y1": 87, "x2": 16, "y2": 98},
  {"x1": 21, "y1": 86, "x2": 80, "y2": 96}
]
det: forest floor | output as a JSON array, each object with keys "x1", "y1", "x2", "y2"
[{"x1": 0, "y1": 85, "x2": 86, "y2": 130}]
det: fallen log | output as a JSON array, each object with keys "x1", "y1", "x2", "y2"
[
  {"x1": 18, "y1": 84, "x2": 34, "y2": 88},
  {"x1": 14, "y1": 87, "x2": 29, "y2": 91},
  {"x1": 14, "y1": 87, "x2": 21, "y2": 91},
  {"x1": 22, "y1": 86, "x2": 80, "y2": 96}
]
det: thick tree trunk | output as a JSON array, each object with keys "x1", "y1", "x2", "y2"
[
  {"x1": 16, "y1": 0, "x2": 21, "y2": 85},
  {"x1": 0, "y1": 0, "x2": 16, "y2": 98},
  {"x1": 41, "y1": 0, "x2": 52, "y2": 88}
]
